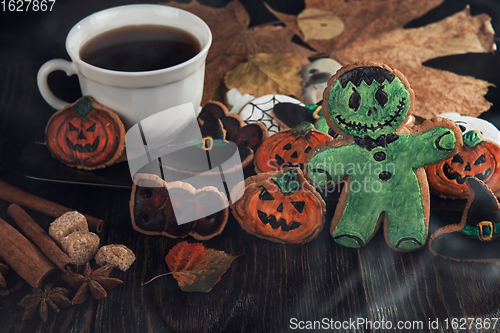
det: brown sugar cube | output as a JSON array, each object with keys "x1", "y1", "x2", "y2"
[
  {"x1": 48, "y1": 211, "x2": 88, "y2": 245},
  {"x1": 95, "y1": 244, "x2": 136, "y2": 271},
  {"x1": 61, "y1": 231, "x2": 100, "y2": 266}
]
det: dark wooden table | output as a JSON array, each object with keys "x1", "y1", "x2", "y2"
[{"x1": 1, "y1": 0, "x2": 500, "y2": 332}]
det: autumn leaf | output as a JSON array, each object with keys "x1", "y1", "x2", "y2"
[
  {"x1": 165, "y1": 241, "x2": 237, "y2": 292},
  {"x1": 225, "y1": 53, "x2": 304, "y2": 99},
  {"x1": 265, "y1": 0, "x2": 496, "y2": 118},
  {"x1": 162, "y1": 0, "x2": 314, "y2": 103}
]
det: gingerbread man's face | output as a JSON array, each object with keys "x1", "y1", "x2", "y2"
[{"x1": 327, "y1": 66, "x2": 411, "y2": 138}]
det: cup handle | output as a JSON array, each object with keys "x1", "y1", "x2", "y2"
[{"x1": 37, "y1": 59, "x2": 78, "y2": 110}]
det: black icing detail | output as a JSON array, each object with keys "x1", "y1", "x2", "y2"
[
  {"x1": 336, "y1": 98, "x2": 405, "y2": 133},
  {"x1": 474, "y1": 154, "x2": 486, "y2": 165},
  {"x1": 443, "y1": 163, "x2": 468, "y2": 184},
  {"x1": 475, "y1": 168, "x2": 491, "y2": 181},
  {"x1": 292, "y1": 201, "x2": 305, "y2": 213},
  {"x1": 259, "y1": 187, "x2": 275, "y2": 201},
  {"x1": 452, "y1": 154, "x2": 464, "y2": 164},
  {"x1": 304, "y1": 146, "x2": 312, "y2": 154},
  {"x1": 257, "y1": 210, "x2": 302, "y2": 232},
  {"x1": 310, "y1": 168, "x2": 334, "y2": 187},
  {"x1": 465, "y1": 162, "x2": 471, "y2": 172},
  {"x1": 379, "y1": 171, "x2": 392, "y2": 181},
  {"x1": 465, "y1": 177, "x2": 500, "y2": 227},
  {"x1": 277, "y1": 203, "x2": 283, "y2": 213},
  {"x1": 68, "y1": 123, "x2": 79, "y2": 131},
  {"x1": 275, "y1": 153, "x2": 305, "y2": 170},
  {"x1": 373, "y1": 151, "x2": 386, "y2": 161},
  {"x1": 395, "y1": 237, "x2": 422, "y2": 249},
  {"x1": 283, "y1": 143, "x2": 292, "y2": 150},
  {"x1": 328, "y1": 128, "x2": 340, "y2": 139},
  {"x1": 333, "y1": 234, "x2": 364, "y2": 247},
  {"x1": 338, "y1": 66, "x2": 396, "y2": 88},
  {"x1": 290, "y1": 151, "x2": 299, "y2": 159},
  {"x1": 66, "y1": 136, "x2": 100, "y2": 153},
  {"x1": 435, "y1": 132, "x2": 454, "y2": 152},
  {"x1": 459, "y1": 125, "x2": 467, "y2": 132},
  {"x1": 355, "y1": 133, "x2": 399, "y2": 151},
  {"x1": 375, "y1": 86, "x2": 388, "y2": 107},
  {"x1": 349, "y1": 88, "x2": 361, "y2": 112}
]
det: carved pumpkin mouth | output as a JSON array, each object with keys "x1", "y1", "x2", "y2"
[
  {"x1": 66, "y1": 136, "x2": 100, "y2": 153},
  {"x1": 257, "y1": 210, "x2": 301, "y2": 231},
  {"x1": 443, "y1": 162, "x2": 491, "y2": 184},
  {"x1": 274, "y1": 154, "x2": 305, "y2": 170},
  {"x1": 334, "y1": 97, "x2": 406, "y2": 132}
]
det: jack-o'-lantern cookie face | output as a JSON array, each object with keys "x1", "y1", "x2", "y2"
[
  {"x1": 45, "y1": 96, "x2": 125, "y2": 170},
  {"x1": 425, "y1": 130, "x2": 500, "y2": 199},
  {"x1": 231, "y1": 168, "x2": 326, "y2": 244},
  {"x1": 326, "y1": 66, "x2": 412, "y2": 138}
]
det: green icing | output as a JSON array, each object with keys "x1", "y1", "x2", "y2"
[
  {"x1": 292, "y1": 121, "x2": 315, "y2": 135},
  {"x1": 315, "y1": 117, "x2": 330, "y2": 134},
  {"x1": 272, "y1": 169, "x2": 300, "y2": 195},
  {"x1": 73, "y1": 97, "x2": 93, "y2": 117},
  {"x1": 463, "y1": 130, "x2": 484, "y2": 148},
  {"x1": 327, "y1": 76, "x2": 410, "y2": 139},
  {"x1": 307, "y1": 66, "x2": 457, "y2": 250}
]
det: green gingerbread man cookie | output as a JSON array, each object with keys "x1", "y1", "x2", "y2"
[{"x1": 306, "y1": 62, "x2": 462, "y2": 251}]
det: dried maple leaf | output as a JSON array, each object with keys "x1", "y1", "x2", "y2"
[
  {"x1": 63, "y1": 263, "x2": 122, "y2": 305},
  {"x1": 162, "y1": 0, "x2": 314, "y2": 103},
  {"x1": 165, "y1": 241, "x2": 237, "y2": 292},
  {"x1": 266, "y1": 0, "x2": 495, "y2": 118},
  {"x1": 18, "y1": 286, "x2": 70, "y2": 322},
  {"x1": 225, "y1": 53, "x2": 304, "y2": 98}
]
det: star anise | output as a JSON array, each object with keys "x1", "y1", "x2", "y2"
[
  {"x1": 64, "y1": 263, "x2": 122, "y2": 305},
  {"x1": 18, "y1": 286, "x2": 71, "y2": 322},
  {"x1": 0, "y1": 262, "x2": 9, "y2": 288}
]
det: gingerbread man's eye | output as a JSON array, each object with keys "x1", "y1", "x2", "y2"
[
  {"x1": 375, "y1": 86, "x2": 388, "y2": 107},
  {"x1": 349, "y1": 88, "x2": 361, "y2": 112}
]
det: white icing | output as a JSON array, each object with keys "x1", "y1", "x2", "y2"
[
  {"x1": 301, "y1": 58, "x2": 342, "y2": 105},
  {"x1": 239, "y1": 94, "x2": 304, "y2": 136},
  {"x1": 438, "y1": 112, "x2": 500, "y2": 144},
  {"x1": 226, "y1": 88, "x2": 255, "y2": 114}
]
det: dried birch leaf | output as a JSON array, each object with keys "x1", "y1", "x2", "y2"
[
  {"x1": 297, "y1": 9, "x2": 344, "y2": 41},
  {"x1": 163, "y1": 0, "x2": 314, "y2": 103},
  {"x1": 225, "y1": 53, "x2": 303, "y2": 99},
  {"x1": 165, "y1": 241, "x2": 237, "y2": 292},
  {"x1": 265, "y1": 1, "x2": 495, "y2": 118}
]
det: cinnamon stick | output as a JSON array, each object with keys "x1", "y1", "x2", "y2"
[
  {"x1": 7, "y1": 204, "x2": 77, "y2": 274},
  {"x1": 0, "y1": 217, "x2": 59, "y2": 288},
  {"x1": 0, "y1": 180, "x2": 103, "y2": 233}
]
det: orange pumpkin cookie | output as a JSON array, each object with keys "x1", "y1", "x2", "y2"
[
  {"x1": 254, "y1": 121, "x2": 332, "y2": 174},
  {"x1": 425, "y1": 128, "x2": 500, "y2": 199},
  {"x1": 45, "y1": 96, "x2": 125, "y2": 170},
  {"x1": 231, "y1": 168, "x2": 326, "y2": 244}
]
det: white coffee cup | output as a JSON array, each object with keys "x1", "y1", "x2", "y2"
[{"x1": 37, "y1": 4, "x2": 212, "y2": 129}]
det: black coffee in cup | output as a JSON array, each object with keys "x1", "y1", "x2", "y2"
[{"x1": 79, "y1": 24, "x2": 201, "y2": 72}]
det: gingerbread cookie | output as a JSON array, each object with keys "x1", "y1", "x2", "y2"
[
  {"x1": 45, "y1": 96, "x2": 125, "y2": 170},
  {"x1": 130, "y1": 173, "x2": 229, "y2": 240},
  {"x1": 231, "y1": 168, "x2": 326, "y2": 244},
  {"x1": 254, "y1": 121, "x2": 332, "y2": 174},
  {"x1": 425, "y1": 114, "x2": 500, "y2": 199},
  {"x1": 239, "y1": 95, "x2": 304, "y2": 136},
  {"x1": 425, "y1": 130, "x2": 500, "y2": 199},
  {"x1": 305, "y1": 62, "x2": 462, "y2": 252},
  {"x1": 429, "y1": 177, "x2": 500, "y2": 262}
]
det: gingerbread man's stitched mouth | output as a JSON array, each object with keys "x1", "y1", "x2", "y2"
[{"x1": 335, "y1": 97, "x2": 406, "y2": 132}]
